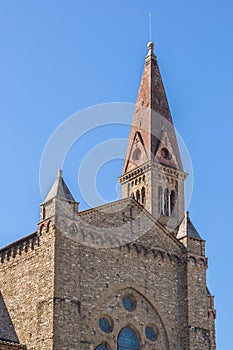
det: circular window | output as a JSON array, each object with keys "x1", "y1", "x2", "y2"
[
  {"x1": 161, "y1": 148, "x2": 170, "y2": 160},
  {"x1": 132, "y1": 148, "x2": 141, "y2": 161},
  {"x1": 122, "y1": 295, "x2": 136, "y2": 311},
  {"x1": 99, "y1": 317, "x2": 113, "y2": 333},
  {"x1": 145, "y1": 325, "x2": 158, "y2": 341}
]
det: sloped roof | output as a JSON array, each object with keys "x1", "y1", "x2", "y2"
[
  {"x1": 177, "y1": 212, "x2": 202, "y2": 240},
  {"x1": 0, "y1": 339, "x2": 26, "y2": 349},
  {"x1": 76, "y1": 197, "x2": 182, "y2": 251},
  {"x1": 77, "y1": 197, "x2": 153, "y2": 248},
  {"x1": 0, "y1": 293, "x2": 19, "y2": 344},
  {"x1": 44, "y1": 169, "x2": 75, "y2": 202}
]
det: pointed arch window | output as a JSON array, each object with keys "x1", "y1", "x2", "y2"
[{"x1": 118, "y1": 326, "x2": 139, "y2": 350}]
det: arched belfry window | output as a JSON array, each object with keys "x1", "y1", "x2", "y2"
[
  {"x1": 118, "y1": 327, "x2": 139, "y2": 350},
  {"x1": 170, "y1": 190, "x2": 176, "y2": 215},
  {"x1": 136, "y1": 190, "x2": 140, "y2": 203},
  {"x1": 141, "y1": 186, "x2": 145, "y2": 205},
  {"x1": 164, "y1": 188, "x2": 169, "y2": 216},
  {"x1": 158, "y1": 187, "x2": 163, "y2": 214},
  {"x1": 128, "y1": 183, "x2": 131, "y2": 196}
]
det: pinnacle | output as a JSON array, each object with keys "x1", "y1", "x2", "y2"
[
  {"x1": 177, "y1": 213, "x2": 202, "y2": 240},
  {"x1": 44, "y1": 170, "x2": 75, "y2": 203}
]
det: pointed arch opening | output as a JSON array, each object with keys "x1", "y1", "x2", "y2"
[{"x1": 117, "y1": 326, "x2": 139, "y2": 350}]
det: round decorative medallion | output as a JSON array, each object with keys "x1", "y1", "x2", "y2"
[
  {"x1": 161, "y1": 147, "x2": 170, "y2": 160},
  {"x1": 132, "y1": 148, "x2": 141, "y2": 161}
]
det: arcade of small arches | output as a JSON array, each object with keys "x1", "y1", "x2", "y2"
[{"x1": 127, "y1": 175, "x2": 146, "y2": 206}]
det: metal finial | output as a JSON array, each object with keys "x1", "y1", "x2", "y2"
[{"x1": 149, "y1": 12, "x2": 152, "y2": 42}]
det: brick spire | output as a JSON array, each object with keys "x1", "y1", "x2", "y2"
[
  {"x1": 122, "y1": 42, "x2": 183, "y2": 175},
  {"x1": 136, "y1": 41, "x2": 173, "y2": 123}
]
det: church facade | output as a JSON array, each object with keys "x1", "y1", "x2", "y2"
[{"x1": 0, "y1": 42, "x2": 216, "y2": 349}]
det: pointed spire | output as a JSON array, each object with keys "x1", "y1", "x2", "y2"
[
  {"x1": 136, "y1": 41, "x2": 173, "y2": 124},
  {"x1": 44, "y1": 169, "x2": 75, "y2": 203},
  {"x1": 122, "y1": 42, "x2": 183, "y2": 174}
]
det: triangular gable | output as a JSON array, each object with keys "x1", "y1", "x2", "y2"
[
  {"x1": 154, "y1": 130, "x2": 179, "y2": 169},
  {"x1": 124, "y1": 131, "x2": 149, "y2": 173}
]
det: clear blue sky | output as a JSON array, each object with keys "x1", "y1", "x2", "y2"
[{"x1": 0, "y1": 1, "x2": 232, "y2": 348}]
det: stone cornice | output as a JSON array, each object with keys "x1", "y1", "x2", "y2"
[{"x1": 119, "y1": 160, "x2": 188, "y2": 184}]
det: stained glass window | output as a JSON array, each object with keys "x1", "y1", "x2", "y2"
[
  {"x1": 118, "y1": 326, "x2": 139, "y2": 350},
  {"x1": 145, "y1": 325, "x2": 158, "y2": 341},
  {"x1": 95, "y1": 344, "x2": 108, "y2": 350},
  {"x1": 122, "y1": 296, "x2": 136, "y2": 311},
  {"x1": 99, "y1": 317, "x2": 112, "y2": 333}
]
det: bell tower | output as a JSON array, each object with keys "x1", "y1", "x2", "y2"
[{"x1": 119, "y1": 42, "x2": 187, "y2": 228}]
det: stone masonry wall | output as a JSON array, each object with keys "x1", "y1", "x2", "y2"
[
  {"x1": 53, "y1": 229, "x2": 81, "y2": 350},
  {"x1": 0, "y1": 206, "x2": 215, "y2": 350},
  {"x1": 78, "y1": 242, "x2": 188, "y2": 350},
  {"x1": 52, "y1": 220, "x2": 190, "y2": 350},
  {"x1": 0, "y1": 227, "x2": 55, "y2": 350}
]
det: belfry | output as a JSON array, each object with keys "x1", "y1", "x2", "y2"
[
  {"x1": 119, "y1": 42, "x2": 187, "y2": 228},
  {"x1": 0, "y1": 42, "x2": 216, "y2": 350}
]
